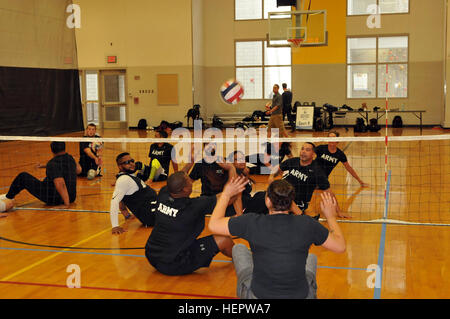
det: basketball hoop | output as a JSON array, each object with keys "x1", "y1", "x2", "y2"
[{"x1": 287, "y1": 38, "x2": 304, "y2": 48}]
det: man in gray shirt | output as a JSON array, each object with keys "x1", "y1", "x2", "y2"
[{"x1": 265, "y1": 84, "x2": 288, "y2": 137}]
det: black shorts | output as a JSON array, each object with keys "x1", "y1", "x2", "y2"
[{"x1": 148, "y1": 236, "x2": 219, "y2": 276}]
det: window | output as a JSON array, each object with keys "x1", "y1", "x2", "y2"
[
  {"x1": 347, "y1": 36, "x2": 408, "y2": 98},
  {"x1": 236, "y1": 40, "x2": 291, "y2": 99},
  {"x1": 235, "y1": 0, "x2": 291, "y2": 20},
  {"x1": 347, "y1": 0, "x2": 409, "y2": 15}
]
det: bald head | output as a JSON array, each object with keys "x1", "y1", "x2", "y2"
[{"x1": 167, "y1": 171, "x2": 189, "y2": 196}]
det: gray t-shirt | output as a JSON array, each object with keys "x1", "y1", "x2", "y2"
[
  {"x1": 271, "y1": 93, "x2": 282, "y2": 115},
  {"x1": 229, "y1": 213, "x2": 329, "y2": 299}
]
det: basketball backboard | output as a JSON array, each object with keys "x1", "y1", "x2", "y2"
[{"x1": 267, "y1": 10, "x2": 327, "y2": 48}]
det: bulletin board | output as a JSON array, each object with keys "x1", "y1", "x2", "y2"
[{"x1": 157, "y1": 74, "x2": 179, "y2": 105}]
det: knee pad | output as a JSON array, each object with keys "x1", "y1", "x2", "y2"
[{"x1": 149, "y1": 159, "x2": 163, "y2": 181}]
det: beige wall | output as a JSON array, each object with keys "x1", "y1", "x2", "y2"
[
  {"x1": 0, "y1": 0, "x2": 77, "y2": 69},
  {"x1": 74, "y1": 0, "x2": 193, "y2": 127},
  {"x1": 198, "y1": 0, "x2": 447, "y2": 126},
  {"x1": 344, "y1": 0, "x2": 446, "y2": 126}
]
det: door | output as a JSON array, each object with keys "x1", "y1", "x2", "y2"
[{"x1": 100, "y1": 70, "x2": 127, "y2": 129}]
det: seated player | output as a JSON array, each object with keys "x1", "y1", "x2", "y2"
[
  {"x1": 266, "y1": 142, "x2": 333, "y2": 219},
  {"x1": 1, "y1": 142, "x2": 80, "y2": 210},
  {"x1": 315, "y1": 131, "x2": 368, "y2": 187},
  {"x1": 78, "y1": 123, "x2": 103, "y2": 178},
  {"x1": 208, "y1": 177, "x2": 346, "y2": 299},
  {"x1": 148, "y1": 130, "x2": 178, "y2": 182},
  {"x1": 246, "y1": 142, "x2": 292, "y2": 175},
  {"x1": 185, "y1": 142, "x2": 236, "y2": 197},
  {"x1": 145, "y1": 171, "x2": 236, "y2": 276},
  {"x1": 110, "y1": 152, "x2": 158, "y2": 235},
  {"x1": 229, "y1": 150, "x2": 255, "y2": 211}
]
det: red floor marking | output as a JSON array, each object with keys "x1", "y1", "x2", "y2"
[{"x1": 0, "y1": 280, "x2": 237, "y2": 299}]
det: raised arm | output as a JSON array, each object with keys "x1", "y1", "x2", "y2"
[
  {"x1": 209, "y1": 176, "x2": 248, "y2": 236},
  {"x1": 319, "y1": 192, "x2": 346, "y2": 253}
]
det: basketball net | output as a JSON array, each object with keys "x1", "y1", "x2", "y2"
[{"x1": 287, "y1": 38, "x2": 304, "y2": 48}]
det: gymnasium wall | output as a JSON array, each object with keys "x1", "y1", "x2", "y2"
[
  {"x1": 199, "y1": 0, "x2": 446, "y2": 126},
  {"x1": 0, "y1": 0, "x2": 83, "y2": 136},
  {"x1": 74, "y1": 0, "x2": 194, "y2": 128}
]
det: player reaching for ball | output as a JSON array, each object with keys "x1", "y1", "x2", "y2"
[{"x1": 78, "y1": 123, "x2": 103, "y2": 179}]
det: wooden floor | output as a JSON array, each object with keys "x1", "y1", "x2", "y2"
[{"x1": 1, "y1": 126, "x2": 450, "y2": 299}]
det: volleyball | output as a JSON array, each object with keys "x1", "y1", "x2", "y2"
[
  {"x1": 220, "y1": 79, "x2": 244, "y2": 105},
  {"x1": 87, "y1": 169, "x2": 96, "y2": 180},
  {"x1": 91, "y1": 141, "x2": 103, "y2": 152}
]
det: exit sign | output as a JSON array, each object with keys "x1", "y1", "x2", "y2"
[{"x1": 107, "y1": 56, "x2": 117, "y2": 63}]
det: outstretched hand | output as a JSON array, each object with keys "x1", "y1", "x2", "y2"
[
  {"x1": 319, "y1": 192, "x2": 338, "y2": 219},
  {"x1": 223, "y1": 176, "x2": 248, "y2": 198}
]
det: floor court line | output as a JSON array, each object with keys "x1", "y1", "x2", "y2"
[
  {"x1": 0, "y1": 225, "x2": 119, "y2": 281},
  {"x1": 0, "y1": 246, "x2": 368, "y2": 271},
  {"x1": 373, "y1": 169, "x2": 391, "y2": 299},
  {"x1": 0, "y1": 280, "x2": 236, "y2": 299}
]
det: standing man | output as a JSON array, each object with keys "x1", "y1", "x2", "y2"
[
  {"x1": 266, "y1": 84, "x2": 288, "y2": 138},
  {"x1": 1, "y1": 142, "x2": 80, "y2": 209},
  {"x1": 79, "y1": 123, "x2": 103, "y2": 178},
  {"x1": 208, "y1": 177, "x2": 346, "y2": 299},
  {"x1": 145, "y1": 171, "x2": 236, "y2": 276},
  {"x1": 281, "y1": 83, "x2": 295, "y2": 132},
  {"x1": 110, "y1": 152, "x2": 158, "y2": 234}
]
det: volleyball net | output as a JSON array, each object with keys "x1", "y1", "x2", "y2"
[{"x1": 0, "y1": 133, "x2": 449, "y2": 226}]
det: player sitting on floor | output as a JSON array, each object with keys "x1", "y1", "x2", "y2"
[
  {"x1": 208, "y1": 177, "x2": 346, "y2": 299},
  {"x1": 145, "y1": 171, "x2": 237, "y2": 276},
  {"x1": 78, "y1": 123, "x2": 103, "y2": 179},
  {"x1": 110, "y1": 152, "x2": 158, "y2": 235},
  {"x1": 1, "y1": 142, "x2": 81, "y2": 211},
  {"x1": 148, "y1": 130, "x2": 178, "y2": 182}
]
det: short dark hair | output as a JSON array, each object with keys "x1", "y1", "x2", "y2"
[
  {"x1": 167, "y1": 171, "x2": 188, "y2": 194},
  {"x1": 266, "y1": 180, "x2": 295, "y2": 211},
  {"x1": 282, "y1": 83, "x2": 287, "y2": 89},
  {"x1": 87, "y1": 123, "x2": 96, "y2": 128},
  {"x1": 50, "y1": 141, "x2": 65, "y2": 154},
  {"x1": 273, "y1": 84, "x2": 279, "y2": 89},
  {"x1": 116, "y1": 152, "x2": 130, "y2": 164},
  {"x1": 328, "y1": 130, "x2": 340, "y2": 137},
  {"x1": 157, "y1": 130, "x2": 168, "y2": 138},
  {"x1": 305, "y1": 142, "x2": 316, "y2": 152}
]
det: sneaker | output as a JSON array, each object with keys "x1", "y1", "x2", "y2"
[{"x1": 0, "y1": 194, "x2": 7, "y2": 201}]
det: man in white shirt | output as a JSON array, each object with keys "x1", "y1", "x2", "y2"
[{"x1": 110, "y1": 152, "x2": 158, "y2": 235}]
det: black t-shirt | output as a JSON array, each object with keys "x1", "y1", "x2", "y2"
[
  {"x1": 79, "y1": 135, "x2": 101, "y2": 166},
  {"x1": 279, "y1": 158, "x2": 330, "y2": 205},
  {"x1": 282, "y1": 90, "x2": 293, "y2": 109},
  {"x1": 146, "y1": 187, "x2": 217, "y2": 263},
  {"x1": 45, "y1": 153, "x2": 77, "y2": 202},
  {"x1": 246, "y1": 143, "x2": 291, "y2": 175},
  {"x1": 148, "y1": 143, "x2": 174, "y2": 176},
  {"x1": 229, "y1": 213, "x2": 329, "y2": 299},
  {"x1": 189, "y1": 159, "x2": 228, "y2": 196},
  {"x1": 314, "y1": 144, "x2": 348, "y2": 177}
]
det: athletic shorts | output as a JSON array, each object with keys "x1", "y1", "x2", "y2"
[{"x1": 148, "y1": 235, "x2": 219, "y2": 276}]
